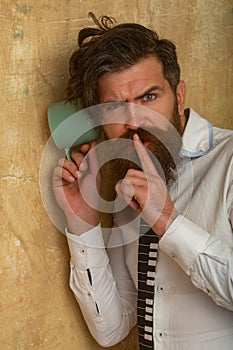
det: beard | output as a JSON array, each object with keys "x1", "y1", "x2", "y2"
[{"x1": 102, "y1": 103, "x2": 183, "y2": 189}]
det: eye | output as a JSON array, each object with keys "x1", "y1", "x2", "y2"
[{"x1": 143, "y1": 94, "x2": 156, "y2": 101}]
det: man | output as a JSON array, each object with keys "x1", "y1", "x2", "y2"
[{"x1": 52, "y1": 13, "x2": 233, "y2": 349}]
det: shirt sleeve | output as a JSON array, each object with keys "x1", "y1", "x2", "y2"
[
  {"x1": 66, "y1": 225, "x2": 137, "y2": 347},
  {"x1": 159, "y1": 215, "x2": 233, "y2": 311}
]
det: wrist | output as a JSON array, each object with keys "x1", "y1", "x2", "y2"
[
  {"x1": 65, "y1": 211, "x2": 99, "y2": 235},
  {"x1": 152, "y1": 210, "x2": 178, "y2": 237}
]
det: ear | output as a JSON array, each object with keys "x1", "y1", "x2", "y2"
[{"x1": 176, "y1": 80, "x2": 186, "y2": 116}]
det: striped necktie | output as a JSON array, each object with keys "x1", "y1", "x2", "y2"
[{"x1": 137, "y1": 221, "x2": 159, "y2": 350}]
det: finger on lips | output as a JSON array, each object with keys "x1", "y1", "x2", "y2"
[{"x1": 132, "y1": 133, "x2": 156, "y2": 174}]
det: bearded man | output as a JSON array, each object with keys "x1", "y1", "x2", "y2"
[{"x1": 52, "y1": 13, "x2": 233, "y2": 350}]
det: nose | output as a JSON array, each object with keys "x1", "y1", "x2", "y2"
[{"x1": 125, "y1": 103, "x2": 143, "y2": 130}]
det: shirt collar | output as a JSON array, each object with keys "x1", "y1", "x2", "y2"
[{"x1": 180, "y1": 108, "x2": 215, "y2": 158}]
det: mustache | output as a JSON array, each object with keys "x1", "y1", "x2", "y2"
[
  {"x1": 120, "y1": 126, "x2": 181, "y2": 152},
  {"x1": 103, "y1": 126, "x2": 181, "y2": 186},
  {"x1": 118, "y1": 126, "x2": 181, "y2": 166},
  {"x1": 120, "y1": 126, "x2": 155, "y2": 139}
]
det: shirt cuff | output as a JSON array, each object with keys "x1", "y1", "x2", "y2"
[
  {"x1": 66, "y1": 225, "x2": 108, "y2": 269},
  {"x1": 159, "y1": 215, "x2": 210, "y2": 273}
]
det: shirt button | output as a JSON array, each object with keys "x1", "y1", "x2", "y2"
[
  {"x1": 158, "y1": 286, "x2": 164, "y2": 292},
  {"x1": 171, "y1": 253, "x2": 175, "y2": 258},
  {"x1": 156, "y1": 330, "x2": 164, "y2": 339},
  {"x1": 81, "y1": 248, "x2": 86, "y2": 254}
]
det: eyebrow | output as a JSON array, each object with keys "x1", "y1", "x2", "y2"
[
  {"x1": 134, "y1": 85, "x2": 163, "y2": 100},
  {"x1": 103, "y1": 85, "x2": 163, "y2": 103}
]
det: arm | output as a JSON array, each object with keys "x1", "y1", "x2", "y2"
[
  {"x1": 159, "y1": 213, "x2": 233, "y2": 311},
  {"x1": 66, "y1": 225, "x2": 137, "y2": 347},
  {"x1": 52, "y1": 144, "x2": 137, "y2": 347},
  {"x1": 159, "y1": 157, "x2": 233, "y2": 310},
  {"x1": 116, "y1": 133, "x2": 233, "y2": 311}
]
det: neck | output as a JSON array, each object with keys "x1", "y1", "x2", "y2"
[{"x1": 180, "y1": 112, "x2": 188, "y2": 135}]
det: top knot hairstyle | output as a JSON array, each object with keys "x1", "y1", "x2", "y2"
[{"x1": 66, "y1": 12, "x2": 181, "y2": 108}]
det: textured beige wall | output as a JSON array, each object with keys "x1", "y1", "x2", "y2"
[{"x1": 0, "y1": 1, "x2": 232, "y2": 349}]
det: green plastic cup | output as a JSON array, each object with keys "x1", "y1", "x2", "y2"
[{"x1": 48, "y1": 101, "x2": 99, "y2": 149}]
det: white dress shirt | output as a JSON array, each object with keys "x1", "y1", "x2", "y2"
[{"x1": 66, "y1": 109, "x2": 233, "y2": 349}]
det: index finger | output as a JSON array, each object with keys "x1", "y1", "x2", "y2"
[{"x1": 133, "y1": 133, "x2": 157, "y2": 174}]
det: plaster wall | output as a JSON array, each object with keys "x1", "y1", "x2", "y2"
[{"x1": 0, "y1": 1, "x2": 232, "y2": 349}]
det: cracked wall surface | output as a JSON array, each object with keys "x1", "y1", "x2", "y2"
[{"x1": 0, "y1": 1, "x2": 232, "y2": 349}]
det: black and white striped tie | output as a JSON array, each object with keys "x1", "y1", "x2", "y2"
[{"x1": 137, "y1": 221, "x2": 159, "y2": 350}]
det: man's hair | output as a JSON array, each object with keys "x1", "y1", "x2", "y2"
[{"x1": 66, "y1": 12, "x2": 181, "y2": 108}]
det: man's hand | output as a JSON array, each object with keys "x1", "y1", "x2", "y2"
[
  {"x1": 115, "y1": 133, "x2": 177, "y2": 236},
  {"x1": 52, "y1": 141, "x2": 100, "y2": 235}
]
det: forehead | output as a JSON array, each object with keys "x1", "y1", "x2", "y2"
[{"x1": 98, "y1": 56, "x2": 167, "y2": 102}]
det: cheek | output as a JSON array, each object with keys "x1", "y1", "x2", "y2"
[
  {"x1": 153, "y1": 96, "x2": 177, "y2": 121},
  {"x1": 148, "y1": 106, "x2": 173, "y2": 124}
]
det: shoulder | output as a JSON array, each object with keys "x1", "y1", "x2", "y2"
[{"x1": 213, "y1": 126, "x2": 233, "y2": 151}]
